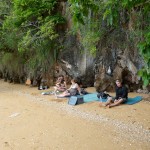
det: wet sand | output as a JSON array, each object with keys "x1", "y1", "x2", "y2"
[{"x1": 0, "y1": 80, "x2": 150, "y2": 150}]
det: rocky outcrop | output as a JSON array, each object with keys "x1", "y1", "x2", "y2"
[
  {"x1": 54, "y1": 2, "x2": 146, "y2": 91},
  {"x1": 0, "y1": 1, "x2": 148, "y2": 92},
  {"x1": 94, "y1": 29, "x2": 144, "y2": 92},
  {"x1": 57, "y1": 35, "x2": 95, "y2": 87}
]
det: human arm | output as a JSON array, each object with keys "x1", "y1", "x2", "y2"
[
  {"x1": 63, "y1": 81, "x2": 67, "y2": 89},
  {"x1": 114, "y1": 87, "x2": 119, "y2": 99},
  {"x1": 121, "y1": 86, "x2": 128, "y2": 98},
  {"x1": 65, "y1": 84, "x2": 72, "y2": 91},
  {"x1": 56, "y1": 82, "x2": 60, "y2": 85},
  {"x1": 76, "y1": 84, "x2": 82, "y2": 95},
  {"x1": 55, "y1": 78, "x2": 61, "y2": 86}
]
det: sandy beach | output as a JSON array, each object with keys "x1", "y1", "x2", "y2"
[{"x1": 0, "y1": 80, "x2": 150, "y2": 150}]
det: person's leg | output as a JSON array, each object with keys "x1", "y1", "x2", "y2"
[
  {"x1": 57, "y1": 87, "x2": 66, "y2": 92},
  {"x1": 108, "y1": 98, "x2": 124, "y2": 108},
  {"x1": 56, "y1": 91, "x2": 70, "y2": 98},
  {"x1": 99, "y1": 97, "x2": 113, "y2": 107},
  {"x1": 54, "y1": 86, "x2": 58, "y2": 92}
]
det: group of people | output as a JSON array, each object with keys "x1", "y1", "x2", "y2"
[
  {"x1": 53, "y1": 75, "x2": 128, "y2": 108},
  {"x1": 54, "y1": 75, "x2": 84, "y2": 98}
]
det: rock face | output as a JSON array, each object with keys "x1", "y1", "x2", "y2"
[
  {"x1": 93, "y1": 28, "x2": 145, "y2": 92},
  {"x1": 57, "y1": 35, "x2": 95, "y2": 87},
  {"x1": 0, "y1": 1, "x2": 148, "y2": 92},
  {"x1": 53, "y1": 1, "x2": 95, "y2": 87},
  {"x1": 58, "y1": 36, "x2": 145, "y2": 91},
  {"x1": 96, "y1": 34, "x2": 146, "y2": 91},
  {"x1": 58, "y1": 19, "x2": 143, "y2": 90},
  {"x1": 94, "y1": 49, "x2": 143, "y2": 92},
  {"x1": 55, "y1": 2, "x2": 145, "y2": 91}
]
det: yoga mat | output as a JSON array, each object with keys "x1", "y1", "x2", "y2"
[
  {"x1": 124, "y1": 96, "x2": 143, "y2": 105},
  {"x1": 82, "y1": 93, "x2": 142, "y2": 105}
]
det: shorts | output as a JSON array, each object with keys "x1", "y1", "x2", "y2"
[{"x1": 69, "y1": 89, "x2": 78, "y2": 96}]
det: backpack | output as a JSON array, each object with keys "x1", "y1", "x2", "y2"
[
  {"x1": 80, "y1": 88, "x2": 88, "y2": 95},
  {"x1": 97, "y1": 92, "x2": 110, "y2": 99}
]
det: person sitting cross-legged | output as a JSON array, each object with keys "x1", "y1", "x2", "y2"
[
  {"x1": 54, "y1": 75, "x2": 67, "y2": 93},
  {"x1": 100, "y1": 79, "x2": 128, "y2": 108}
]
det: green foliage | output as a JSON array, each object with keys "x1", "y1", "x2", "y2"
[
  {"x1": 0, "y1": 0, "x2": 14, "y2": 51},
  {"x1": 0, "y1": 0, "x2": 149, "y2": 87},
  {"x1": 0, "y1": 52, "x2": 25, "y2": 74},
  {"x1": 68, "y1": 0, "x2": 105, "y2": 55},
  {"x1": 68, "y1": 0, "x2": 150, "y2": 86},
  {"x1": 81, "y1": 29, "x2": 101, "y2": 55},
  {"x1": 0, "y1": 0, "x2": 65, "y2": 76},
  {"x1": 68, "y1": 0, "x2": 98, "y2": 25},
  {"x1": 13, "y1": 0, "x2": 57, "y2": 26},
  {"x1": 0, "y1": 0, "x2": 12, "y2": 18},
  {"x1": 102, "y1": 0, "x2": 150, "y2": 86},
  {"x1": 37, "y1": 19, "x2": 58, "y2": 40},
  {"x1": 103, "y1": 0, "x2": 120, "y2": 26},
  {"x1": 138, "y1": 30, "x2": 150, "y2": 86}
]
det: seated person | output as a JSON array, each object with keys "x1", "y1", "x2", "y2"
[
  {"x1": 56, "y1": 78, "x2": 82, "y2": 97},
  {"x1": 100, "y1": 79, "x2": 128, "y2": 108},
  {"x1": 54, "y1": 75, "x2": 67, "y2": 93}
]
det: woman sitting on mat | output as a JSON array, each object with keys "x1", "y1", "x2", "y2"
[
  {"x1": 56, "y1": 78, "x2": 82, "y2": 98},
  {"x1": 54, "y1": 75, "x2": 67, "y2": 93}
]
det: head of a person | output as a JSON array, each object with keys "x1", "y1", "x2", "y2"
[
  {"x1": 71, "y1": 78, "x2": 78, "y2": 84},
  {"x1": 115, "y1": 79, "x2": 122, "y2": 87},
  {"x1": 59, "y1": 75, "x2": 64, "y2": 79},
  {"x1": 58, "y1": 75, "x2": 64, "y2": 81}
]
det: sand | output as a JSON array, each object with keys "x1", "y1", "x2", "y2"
[{"x1": 0, "y1": 80, "x2": 150, "y2": 150}]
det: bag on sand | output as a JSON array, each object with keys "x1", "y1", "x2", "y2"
[
  {"x1": 68, "y1": 96, "x2": 84, "y2": 105},
  {"x1": 97, "y1": 92, "x2": 110, "y2": 99},
  {"x1": 80, "y1": 88, "x2": 88, "y2": 95}
]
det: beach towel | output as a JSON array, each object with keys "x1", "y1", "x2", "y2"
[
  {"x1": 41, "y1": 90, "x2": 63, "y2": 95},
  {"x1": 78, "y1": 93, "x2": 142, "y2": 105},
  {"x1": 41, "y1": 91, "x2": 55, "y2": 95}
]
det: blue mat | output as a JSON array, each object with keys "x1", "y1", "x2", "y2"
[
  {"x1": 124, "y1": 96, "x2": 143, "y2": 105},
  {"x1": 79, "y1": 93, "x2": 142, "y2": 105}
]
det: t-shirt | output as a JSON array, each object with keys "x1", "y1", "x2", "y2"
[
  {"x1": 69, "y1": 83, "x2": 79, "y2": 96},
  {"x1": 70, "y1": 83, "x2": 78, "y2": 89},
  {"x1": 115, "y1": 86, "x2": 128, "y2": 99}
]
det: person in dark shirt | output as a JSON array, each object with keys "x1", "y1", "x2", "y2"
[{"x1": 100, "y1": 79, "x2": 128, "y2": 108}]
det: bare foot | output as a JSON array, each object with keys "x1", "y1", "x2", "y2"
[
  {"x1": 99, "y1": 102, "x2": 107, "y2": 107},
  {"x1": 56, "y1": 95, "x2": 63, "y2": 98},
  {"x1": 107, "y1": 105, "x2": 111, "y2": 108},
  {"x1": 99, "y1": 102, "x2": 103, "y2": 107}
]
